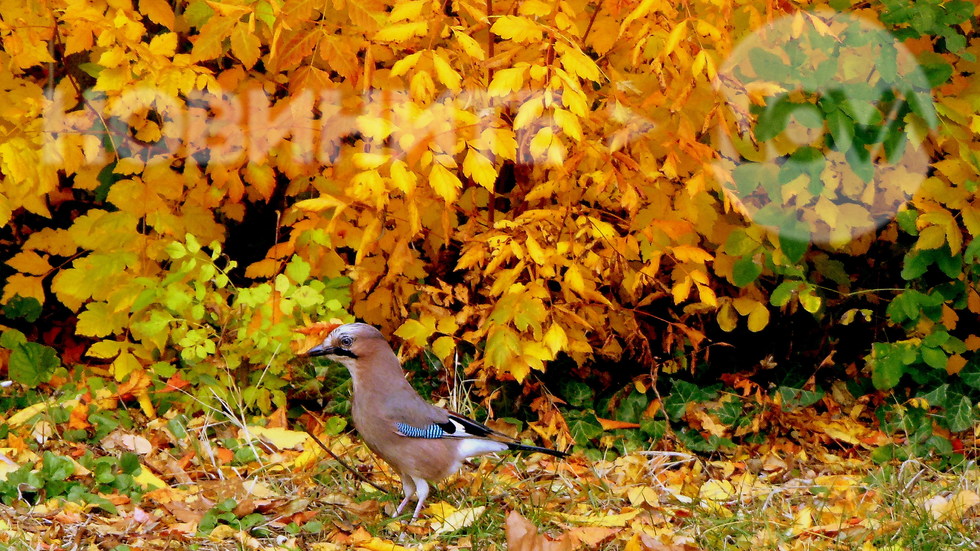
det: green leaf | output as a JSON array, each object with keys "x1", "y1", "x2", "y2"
[
  {"x1": 2, "y1": 296, "x2": 42, "y2": 323},
  {"x1": 616, "y1": 389, "x2": 648, "y2": 423},
  {"x1": 871, "y1": 443, "x2": 898, "y2": 463},
  {"x1": 0, "y1": 329, "x2": 27, "y2": 348},
  {"x1": 944, "y1": 395, "x2": 974, "y2": 433},
  {"x1": 827, "y1": 110, "x2": 854, "y2": 152},
  {"x1": 959, "y1": 362, "x2": 980, "y2": 389},
  {"x1": 560, "y1": 380, "x2": 594, "y2": 408},
  {"x1": 639, "y1": 418, "x2": 666, "y2": 440},
  {"x1": 566, "y1": 410, "x2": 603, "y2": 445},
  {"x1": 755, "y1": 97, "x2": 795, "y2": 142},
  {"x1": 770, "y1": 280, "x2": 800, "y2": 307},
  {"x1": 732, "y1": 256, "x2": 762, "y2": 287},
  {"x1": 41, "y1": 452, "x2": 75, "y2": 481},
  {"x1": 748, "y1": 47, "x2": 788, "y2": 81},
  {"x1": 9, "y1": 342, "x2": 60, "y2": 387},
  {"x1": 920, "y1": 346, "x2": 947, "y2": 370},
  {"x1": 901, "y1": 251, "x2": 930, "y2": 280},
  {"x1": 778, "y1": 229, "x2": 809, "y2": 264},
  {"x1": 285, "y1": 256, "x2": 311, "y2": 284},
  {"x1": 870, "y1": 345, "x2": 904, "y2": 390},
  {"x1": 922, "y1": 62, "x2": 952, "y2": 87},
  {"x1": 120, "y1": 452, "x2": 140, "y2": 475},
  {"x1": 777, "y1": 386, "x2": 825, "y2": 410}
]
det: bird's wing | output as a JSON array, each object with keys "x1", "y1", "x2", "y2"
[{"x1": 394, "y1": 410, "x2": 506, "y2": 441}]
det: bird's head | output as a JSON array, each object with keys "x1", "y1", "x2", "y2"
[{"x1": 305, "y1": 322, "x2": 386, "y2": 370}]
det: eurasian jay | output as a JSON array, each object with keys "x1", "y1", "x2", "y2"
[{"x1": 306, "y1": 322, "x2": 568, "y2": 520}]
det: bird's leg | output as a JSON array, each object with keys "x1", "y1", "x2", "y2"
[
  {"x1": 394, "y1": 476, "x2": 416, "y2": 517},
  {"x1": 410, "y1": 478, "x2": 429, "y2": 520}
]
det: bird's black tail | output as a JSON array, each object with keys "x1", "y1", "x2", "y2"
[{"x1": 507, "y1": 442, "x2": 569, "y2": 458}]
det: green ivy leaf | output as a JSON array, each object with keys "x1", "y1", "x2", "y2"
[
  {"x1": 566, "y1": 410, "x2": 603, "y2": 445},
  {"x1": 560, "y1": 380, "x2": 594, "y2": 408},
  {"x1": 959, "y1": 362, "x2": 980, "y2": 389},
  {"x1": 944, "y1": 394, "x2": 974, "y2": 433}
]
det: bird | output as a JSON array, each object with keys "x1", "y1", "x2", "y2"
[{"x1": 306, "y1": 322, "x2": 568, "y2": 520}]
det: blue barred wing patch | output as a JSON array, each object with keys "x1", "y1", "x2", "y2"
[{"x1": 395, "y1": 422, "x2": 446, "y2": 439}]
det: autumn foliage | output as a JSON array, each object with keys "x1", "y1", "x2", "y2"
[{"x1": 0, "y1": 0, "x2": 978, "y2": 455}]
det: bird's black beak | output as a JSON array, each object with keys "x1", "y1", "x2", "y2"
[
  {"x1": 306, "y1": 344, "x2": 333, "y2": 357},
  {"x1": 306, "y1": 344, "x2": 357, "y2": 358}
]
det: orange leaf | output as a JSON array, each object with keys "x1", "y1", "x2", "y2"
[{"x1": 597, "y1": 418, "x2": 640, "y2": 430}]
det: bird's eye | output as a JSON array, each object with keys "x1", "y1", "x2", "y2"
[{"x1": 339, "y1": 335, "x2": 354, "y2": 347}]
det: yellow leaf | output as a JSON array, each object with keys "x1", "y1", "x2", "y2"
[
  {"x1": 409, "y1": 70, "x2": 435, "y2": 102},
  {"x1": 524, "y1": 233, "x2": 547, "y2": 264},
  {"x1": 355, "y1": 217, "x2": 382, "y2": 265},
  {"x1": 390, "y1": 51, "x2": 423, "y2": 77},
  {"x1": 925, "y1": 490, "x2": 980, "y2": 522},
  {"x1": 543, "y1": 323, "x2": 567, "y2": 355},
  {"x1": 390, "y1": 160, "x2": 417, "y2": 193},
  {"x1": 192, "y1": 16, "x2": 237, "y2": 62},
  {"x1": 529, "y1": 127, "x2": 555, "y2": 159},
  {"x1": 490, "y1": 15, "x2": 543, "y2": 43},
  {"x1": 553, "y1": 108, "x2": 582, "y2": 141},
  {"x1": 140, "y1": 0, "x2": 176, "y2": 29},
  {"x1": 663, "y1": 20, "x2": 688, "y2": 57},
  {"x1": 485, "y1": 325, "x2": 522, "y2": 375},
  {"x1": 432, "y1": 505, "x2": 486, "y2": 535},
  {"x1": 432, "y1": 336, "x2": 455, "y2": 360},
  {"x1": 98, "y1": 47, "x2": 127, "y2": 68},
  {"x1": 488, "y1": 66, "x2": 527, "y2": 97},
  {"x1": 696, "y1": 281, "x2": 718, "y2": 307},
  {"x1": 462, "y1": 149, "x2": 496, "y2": 190},
  {"x1": 556, "y1": 509, "x2": 641, "y2": 527},
  {"x1": 357, "y1": 537, "x2": 415, "y2": 551},
  {"x1": 431, "y1": 51, "x2": 462, "y2": 91},
  {"x1": 620, "y1": 0, "x2": 661, "y2": 35},
  {"x1": 513, "y1": 98, "x2": 544, "y2": 130},
  {"x1": 517, "y1": 0, "x2": 552, "y2": 16},
  {"x1": 134, "y1": 465, "x2": 167, "y2": 489},
  {"x1": 394, "y1": 318, "x2": 435, "y2": 346},
  {"x1": 245, "y1": 426, "x2": 310, "y2": 450},
  {"x1": 453, "y1": 29, "x2": 485, "y2": 60},
  {"x1": 352, "y1": 152, "x2": 390, "y2": 170},
  {"x1": 389, "y1": 0, "x2": 426, "y2": 22},
  {"x1": 9, "y1": 399, "x2": 80, "y2": 427},
  {"x1": 672, "y1": 275, "x2": 692, "y2": 304},
  {"x1": 915, "y1": 225, "x2": 946, "y2": 250},
  {"x1": 429, "y1": 164, "x2": 462, "y2": 202},
  {"x1": 374, "y1": 21, "x2": 427, "y2": 42},
  {"x1": 627, "y1": 486, "x2": 658, "y2": 507},
  {"x1": 294, "y1": 196, "x2": 347, "y2": 212},
  {"x1": 557, "y1": 43, "x2": 601, "y2": 82},
  {"x1": 206, "y1": 1, "x2": 251, "y2": 17},
  {"x1": 8, "y1": 250, "x2": 51, "y2": 276},
  {"x1": 747, "y1": 303, "x2": 769, "y2": 332},
  {"x1": 700, "y1": 479, "x2": 736, "y2": 501},
  {"x1": 148, "y1": 32, "x2": 178, "y2": 56},
  {"x1": 87, "y1": 340, "x2": 122, "y2": 360},
  {"x1": 564, "y1": 265, "x2": 586, "y2": 295},
  {"x1": 231, "y1": 23, "x2": 261, "y2": 69},
  {"x1": 112, "y1": 352, "x2": 142, "y2": 382},
  {"x1": 717, "y1": 301, "x2": 737, "y2": 332},
  {"x1": 672, "y1": 245, "x2": 712, "y2": 263}
]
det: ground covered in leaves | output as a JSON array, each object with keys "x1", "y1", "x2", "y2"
[{"x1": 0, "y1": 393, "x2": 978, "y2": 551}]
